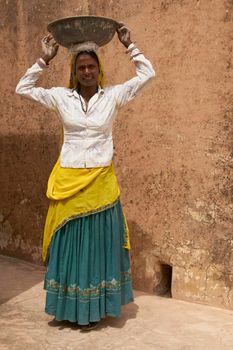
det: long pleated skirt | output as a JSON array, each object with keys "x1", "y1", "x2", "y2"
[{"x1": 44, "y1": 200, "x2": 133, "y2": 325}]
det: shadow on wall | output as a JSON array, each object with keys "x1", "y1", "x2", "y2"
[
  {"x1": 129, "y1": 220, "x2": 173, "y2": 298},
  {"x1": 0, "y1": 133, "x2": 60, "y2": 263}
]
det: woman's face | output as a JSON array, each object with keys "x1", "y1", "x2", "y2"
[{"x1": 76, "y1": 53, "x2": 100, "y2": 88}]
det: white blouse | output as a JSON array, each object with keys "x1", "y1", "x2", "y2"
[{"x1": 15, "y1": 47, "x2": 155, "y2": 168}]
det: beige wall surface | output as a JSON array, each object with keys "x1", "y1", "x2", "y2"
[{"x1": 1, "y1": 0, "x2": 233, "y2": 309}]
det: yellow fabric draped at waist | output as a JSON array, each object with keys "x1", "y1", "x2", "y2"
[{"x1": 42, "y1": 158, "x2": 130, "y2": 263}]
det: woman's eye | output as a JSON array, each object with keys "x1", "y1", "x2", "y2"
[{"x1": 78, "y1": 66, "x2": 96, "y2": 71}]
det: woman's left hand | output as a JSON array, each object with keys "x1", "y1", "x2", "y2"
[{"x1": 117, "y1": 23, "x2": 132, "y2": 48}]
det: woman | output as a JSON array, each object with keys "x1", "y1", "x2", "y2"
[{"x1": 16, "y1": 24, "x2": 155, "y2": 330}]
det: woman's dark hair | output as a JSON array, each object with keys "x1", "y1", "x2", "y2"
[{"x1": 75, "y1": 50, "x2": 100, "y2": 67}]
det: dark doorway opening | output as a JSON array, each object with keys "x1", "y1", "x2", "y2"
[{"x1": 153, "y1": 264, "x2": 172, "y2": 297}]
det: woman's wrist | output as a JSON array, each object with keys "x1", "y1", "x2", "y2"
[
  {"x1": 125, "y1": 44, "x2": 143, "y2": 60},
  {"x1": 123, "y1": 40, "x2": 133, "y2": 49},
  {"x1": 41, "y1": 54, "x2": 51, "y2": 64},
  {"x1": 126, "y1": 43, "x2": 136, "y2": 53},
  {"x1": 37, "y1": 57, "x2": 49, "y2": 68}
]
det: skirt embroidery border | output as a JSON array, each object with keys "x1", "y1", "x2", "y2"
[{"x1": 44, "y1": 269, "x2": 132, "y2": 301}]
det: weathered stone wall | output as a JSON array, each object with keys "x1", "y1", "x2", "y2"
[
  {"x1": 1, "y1": 0, "x2": 233, "y2": 309},
  {"x1": 0, "y1": 0, "x2": 90, "y2": 261}
]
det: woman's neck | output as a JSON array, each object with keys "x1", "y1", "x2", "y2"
[{"x1": 77, "y1": 85, "x2": 98, "y2": 103}]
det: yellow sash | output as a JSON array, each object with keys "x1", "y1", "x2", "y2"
[{"x1": 42, "y1": 158, "x2": 130, "y2": 263}]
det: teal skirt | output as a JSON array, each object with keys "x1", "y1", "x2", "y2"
[{"x1": 44, "y1": 200, "x2": 133, "y2": 325}]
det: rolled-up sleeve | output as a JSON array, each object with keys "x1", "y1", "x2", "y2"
[
  {"x1": 15, "y1": 63, "x2": 57, "y2": 110},
  {"x1": 112, "y1": 48, "x2": 156, "y2": 108}
]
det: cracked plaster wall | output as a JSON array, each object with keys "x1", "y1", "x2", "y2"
[{"x1": 0, "y1": 0, "x2": 233, "y2": 309}]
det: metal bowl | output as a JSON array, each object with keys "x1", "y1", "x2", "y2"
[{"x1": 47, "y1": 15, "x2": 119, "y2": 48}]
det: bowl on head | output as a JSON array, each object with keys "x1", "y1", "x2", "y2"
[{"x1": 47, "y1": 15, "x2": 119, "y2": 48}]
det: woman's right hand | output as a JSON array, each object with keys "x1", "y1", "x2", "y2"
[{"x1": 41, "y1": 34, "x2": 59, "y2": 64}]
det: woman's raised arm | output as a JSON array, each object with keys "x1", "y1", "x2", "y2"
[
  {"x1": 15, "y1": 35, "x2": 60, "y2": 110},
  {"x1": 112, "y1": 23, "x2": 155, "y2": 108}
]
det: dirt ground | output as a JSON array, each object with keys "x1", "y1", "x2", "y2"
[{"x1": 1, "y1": 255, "x2": 233, "y2": 350}]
